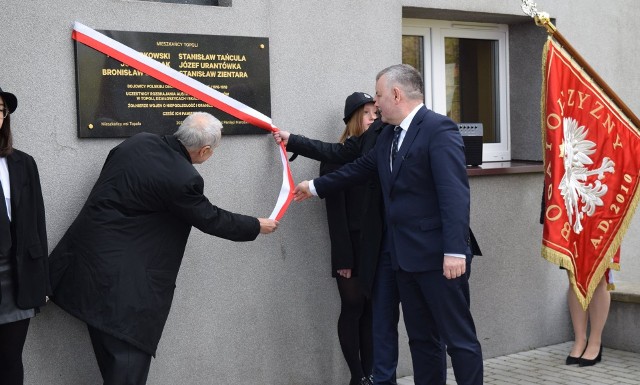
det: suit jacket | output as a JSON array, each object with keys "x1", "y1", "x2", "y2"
[
  {"x1": 0, "y1": 150, "x2": 49, "y2": 309},
  {"x1": 315, "y1": 106, "x2": 473, "y2": 272},
  {"x1": 287, "y1": 121, "x2": 384, "y2": 294},
  {"x1": 49, "y1": 133, "x2": 260, "y2": 356}
]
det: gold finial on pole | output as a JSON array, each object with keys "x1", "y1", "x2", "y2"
[
  {"x1": 521, "y1": 0, "x2": 556, "y2": 34},
  {"x1": 535, "y1": 13, "x2": 556, "y2": 34}
]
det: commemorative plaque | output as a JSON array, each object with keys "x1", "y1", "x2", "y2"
[{"x1": 74, "y1": 30, "x2": 270, "y2": 137}]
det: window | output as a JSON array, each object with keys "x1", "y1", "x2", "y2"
[{"x1": 403, "y1": 19, "x2": 510, "y2": 162}]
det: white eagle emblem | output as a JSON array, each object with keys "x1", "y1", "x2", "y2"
[{"x1": 558, "y1": 117, "x2": 615, "y2": 234}]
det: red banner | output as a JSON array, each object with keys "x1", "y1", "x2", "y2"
[{"x1": 542, "y1": 39, "x2": 640, "y2": 309}]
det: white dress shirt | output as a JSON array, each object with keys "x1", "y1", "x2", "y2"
[{"x1": 0, "y1": 157, "x2": 12, "y2": 221}]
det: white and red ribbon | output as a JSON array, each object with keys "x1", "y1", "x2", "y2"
[{"x1": 72, "y1": 22, "x2": 293, "y2": 221}]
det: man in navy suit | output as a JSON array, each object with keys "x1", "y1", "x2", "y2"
[{"x1": 294, "y1": 64, "x2": 483, "y2": 385}]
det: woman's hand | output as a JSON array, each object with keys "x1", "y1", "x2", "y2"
[
  {"x1": 272, "y1": 130, "x2": 290, "y2": 145},
  {"x1": 337, "y1": 269, "x2": 352, "y2": 278}
]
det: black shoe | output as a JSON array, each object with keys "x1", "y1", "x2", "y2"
[
  {"x1": 579, "y1": 345, "x2": 603, "y2": 367},
  {"x1": 566, "y1": 345, "x2": 587, "y2": 365},
  {"x1": 349, "y1": 377, "x2": 372, "y2": 385},
  {"x1": 565, "y1": 355, "x2": 581, "y2": 365}
]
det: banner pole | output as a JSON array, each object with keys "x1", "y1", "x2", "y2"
[{"x1": 532, "y1": 13, "x2": 640, "y2": 129}]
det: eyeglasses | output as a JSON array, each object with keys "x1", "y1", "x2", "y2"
[{"x1": 0, "y1": 108, "x2": 8, "y2": 119}]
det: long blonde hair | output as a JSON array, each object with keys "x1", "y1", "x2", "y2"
[{"x1": 339, "y1": 105, "x2": 369, "y2": 143}]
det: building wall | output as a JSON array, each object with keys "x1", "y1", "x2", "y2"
[{"x1": 2, "y1": 0, "x2": 639, "y2": 383}]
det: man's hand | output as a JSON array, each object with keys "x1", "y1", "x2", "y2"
[
  {"x1": 336, "y1": 269, "x2": 352, "y2": 278},
  {"x1": 258, "y1": 218, "x2": 279, "y2": 234},
  {"x1": 272, "y1": 130, "x2": 290, "y2": 146},
  {"x1": 293, "y1": 180, "x2": 313, "y2": 201},
  {"x1": 443, "y1": 255, "x2": 466, "y2": 279}
]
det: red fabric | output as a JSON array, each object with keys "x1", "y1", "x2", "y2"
[{"x1": 542, "y1": 39, "x2": 640, "y2": 306}]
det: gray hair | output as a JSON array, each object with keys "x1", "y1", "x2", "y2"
[
  {"x1": 174, "y1": 112, "x2": 222, "y2": 150},
  {"x1": 376, "y1": 64, "x2": 424, "y2": 101}
]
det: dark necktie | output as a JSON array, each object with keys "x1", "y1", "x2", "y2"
[
  {"x1": 391, "y1": 125, "x2": 402, "y2": 163},
  {"x1": 0, "y1": 180, "x2": 12, "y2": 256}
]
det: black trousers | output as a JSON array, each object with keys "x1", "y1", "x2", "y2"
[
  {"x1": 0, "y1": 318, "x2": 30, "y2": 385},
  {"x1": 87, "y1": 325, "x2": 153, "y2": 385},
  {"x1": 396, "y1": 266, "x2": 483, "y2": 385}
]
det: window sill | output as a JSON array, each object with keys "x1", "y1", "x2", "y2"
[{"x1": 467, "y1": 160, "x2": 543, "y2": 177}]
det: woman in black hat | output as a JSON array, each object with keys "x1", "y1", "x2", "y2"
[
  {"x1": 0, "y1": 87, "x2": 49, "y2": 385},
  {"x1": 319, "y1": 92, "x2": 377, "y2": 385},
  {"x1": 274, "y1": 92, "x2": 380, "y2": 384}
]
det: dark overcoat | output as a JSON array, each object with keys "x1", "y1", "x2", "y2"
[
  {"x1": 49, "y1": 133, "x2": 260, "y2": 356},
  {"x1": 0, "y1": 150, "x2": 49, "y2": 309},
  {"x1": 319, "y1": 161, "x2": 367, "y2": 277},
  {"x1": 287, "y1": 120, "x2": 384, "y2": 295}
]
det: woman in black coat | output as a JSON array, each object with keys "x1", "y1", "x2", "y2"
[
  {"x1": 0, "y1": 86, "x2": 49, "y2": 385},
  {"x1": 320, "y1": 93, "x2": 378, "y2": 385}
]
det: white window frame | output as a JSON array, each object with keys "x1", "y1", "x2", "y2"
[{"x1": 403, "y1": 19, "x2": 511, "y2": 162}]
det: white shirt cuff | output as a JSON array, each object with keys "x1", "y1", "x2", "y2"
[
  {"x1": 446, "y1": 253, "x2": 466, "y2": 259},
  {"x1": 309, "y1": 179, "x2": 319, "y2": 196}
]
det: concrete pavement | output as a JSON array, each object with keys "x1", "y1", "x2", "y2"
[{"x1": 397, "y1": 341, "x2": 640, "y2": 385}]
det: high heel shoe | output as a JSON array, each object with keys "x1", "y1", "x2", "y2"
[
  {"x1": 579, "y1": 345, "x2": 603, "y2": 367},
  {"x1": 566, "y1": 345, "x2": 587, "y2": 365},
  {"x1": 565, "y1": 354, "x2": 581, "y2": 365}
]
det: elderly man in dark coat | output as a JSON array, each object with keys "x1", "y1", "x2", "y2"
[{"x1": 48, "y1": 112, "x2": 278, "y2": 385}]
